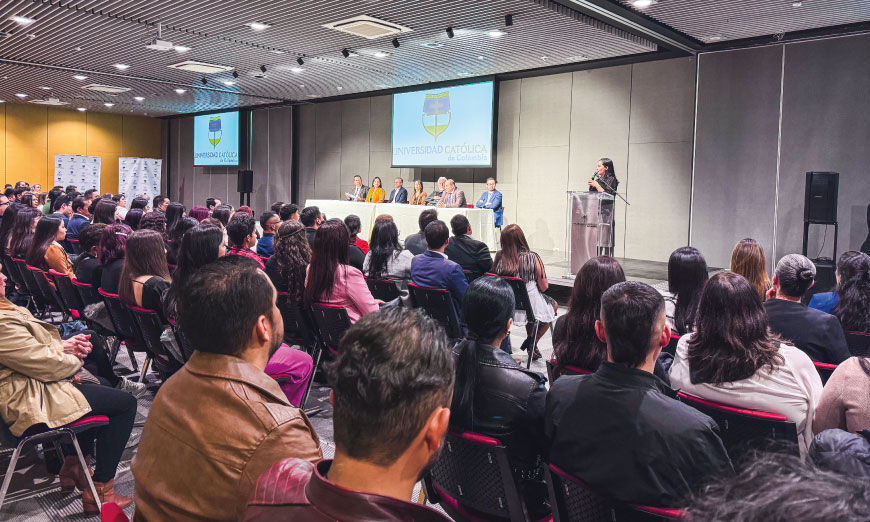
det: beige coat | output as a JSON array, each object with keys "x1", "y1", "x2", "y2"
[{"x1": 0, "y1": 298, "x2": 89, "y2": 436}]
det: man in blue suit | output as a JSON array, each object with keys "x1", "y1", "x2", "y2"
[
  {"x1": 410, "y1": 220, "x2": 468, "y2": 314},
  {"x1": 387, "y1": 177, "x2": 408, "y2": 204},
  {"x1": 475, "y1": 177, "x2": 503, "y2": 227}
]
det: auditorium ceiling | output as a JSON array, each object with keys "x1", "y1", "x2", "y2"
[{"x1": 0, "y1": 0, "x2": 867, "y2": 117}]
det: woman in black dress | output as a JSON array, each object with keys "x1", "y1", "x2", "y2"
[{"x1": 588, "y1": 157, "x2": 619, "y2": 255}]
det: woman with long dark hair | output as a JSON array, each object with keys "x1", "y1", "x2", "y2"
[
  {"x1": 73, "y1": 223, "x2": 107, "y2": 285},
  {"x1": 833, "y1": 251, "x2": 870, "y2": 333},
  {"x1": 552, "y1": 256, "x2": 625, "y2": 374},
  {"x1": 123, "y1": 208, "x2": 144, "y2": 231},
  {"x1": 362, "y1": 219, "x2": 413, "y2": 291},
  {"x1": 118, "y1": 230, "x2": 171, "y2": 321},
  {"x1": 25, "y1": 216, "x2": 74, "y2": 278},
  {"x1": 138, "y1": 211, "x2": 168, "y2": 240},
  {"x1": 166, "y1": 217, "x2": 198, "y2": 266},
  {"x1": 91, "y1": 199, "x2": 118, "y2": 225},
  {"x1": 99, "y1": 224, "x2": 132, "y2": 293},
  {"x1": 410, "y1": 179, "x2": 427, "y2": 205},
  {"x1": 344, "y1": 214, "x2": 368, "y2": 254},
  {"x1": 669, "y1": 271, "x2": 823, "y2": 455},
  {"x1": 661, "y1": 247, "x2": 708, "y2": 334},
  {"x1": 451, "y1": 276, "x2": 549, "y2": 519},
  {"x1": 809, "y1": 251, "x2": 870, "y2": 321},
  {"x1": 130, "y1": 197, "x2": 149, "y2": 211},
  {"x1": 9, "y1": 207, "x2": 41, "y2": 258},
  {"x1": 163, "y1": 224, "x2": 225, "y2": 321},
  {"x1": 264, "y1": 221, "x2": 310, "y2": 300},
  {"x1": 164, "y1": 202, "x2": 186, "y2": 234},
  {"x1": 492, "y1": 224, "x2": 557, "y2": 359},
  {"x1": 730, "y1": 238, "x2": 771, "y2": 300},
  {"x1": 304, "y1": 219, "x2": 379, "y2": 323},
  {"x1": 0, "y1": 202, "x2": 23, "y2": 255},
  {"x1": 365, "y1": 176, "x2": 385, "y2": 203}
]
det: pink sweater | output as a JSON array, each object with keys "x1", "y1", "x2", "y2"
[{"x1": 306, "y1": 265, "x2": 379, "y2": 324}]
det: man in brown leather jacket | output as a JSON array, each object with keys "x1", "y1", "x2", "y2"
[
  {"x1": 243, "y1": 307, "x2": 453, "y2": 521},
  {"x1": 132, "y1": 257, "x2": 321, "y2": 521}
]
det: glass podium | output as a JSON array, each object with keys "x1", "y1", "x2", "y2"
[{"x1": 566, "y1": 191, "x2": 614, "y2": 275}]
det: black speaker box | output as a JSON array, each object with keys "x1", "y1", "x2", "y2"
[
  {"x1": 804, "y1": 172, "x2": 839, "y2": 224},
  {"x1": 237, "y1": 170, "x2": 253, "y2": 193}
]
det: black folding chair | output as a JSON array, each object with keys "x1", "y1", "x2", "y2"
[
  {"x1": 423, "y1": 431, "x2": 531, "y2": 522},
  {"x1": 309, "y1": 303, "x2": 352, "y2": 355},
  {"x1": 26, "y1": 264, "x2": 67, "y2": 320},
  {"x1": 488, "y1": 273, "x2": 539, "y2": 369},
  {"x1": 408, "y1": 283, "x2": 463, "y2": 341},
  {"x1": 14, "y1": 260, "x2": 53, "y2": 318},
  {"x1": 49, "y1": 269, "x2": 86, "y2": 321},
  {"x1": 845, "y1": 330, "x2": 870, "y2": 356},
  {"x1": 677, "y1": 392, "x2": 799, "y2": 460},
  {"x1": 2, "y1": 255, "x2": 32, "y2": 306},
  {"x1": 129, "y1": 305, "x2": 181, "y2": 382},
  {"x1": 277, "y1": 292, "x2": 324, "y2": 412},
  {"x1": 67, "y1": 237, "x2": 82, "y2": 255},
  {"x1": 99, "y1": 289, "x2": 145, "y2": 373},
  {"x1": 365, "y1": 278, "x2": 402, "y2": 302},
  {"x1": 546, "y1": 359, "x2": 593, "y2": 383},
  {"x1": 813, "y1": 361, "x2": 837, "y2": 385},
  {"x1": 546, "y1": 463, "x2": 687, "y2": 522}
]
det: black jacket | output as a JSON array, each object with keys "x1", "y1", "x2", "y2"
[
  {"x1": 545, "y1": 362, "x2": 733, "y2": 507},
  {"x1": 764, "y1": 298, "x2": 851, "y2": 364},
  {"x1": 445, "y1": 235, "x2": 492, "y2": 280},
  {"x1": 404, "y1": 231, "x2": 428, "y2": 256},
  {"x1": 305, "y1": 227, "x2": 317, "y2": 247},
  {"x1": 348, "y1": 244, "x2": 365, "y2": 272},
  {"x1": 810, "y1": 429, "x2": 870, "y2": 478}
]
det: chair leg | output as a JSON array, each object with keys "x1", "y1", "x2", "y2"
[
  {"x1": 301, "y1": 345, "x2": 322, "y2": 411},
  {"x1": 126, "y1": 344, "x2": 139, "y2": 373},
  {"x1": 527, "y1": 321, "x2": 540, "y2": 370},
  {"x1": 139, "y1": 355, "x2": 151, "y2": 383},
  {"x1": 66, "y1": 431, "x2": 101, "y2": 515},
  {"x1": 0, "y1": 440, "x2": 25, "y2": 512}
]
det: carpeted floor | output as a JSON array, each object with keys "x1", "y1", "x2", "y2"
[{"x1": 1, "y1": 319, "x2": 557, "y2": 521}]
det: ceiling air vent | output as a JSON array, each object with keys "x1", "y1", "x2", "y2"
[
  {"x1": 322, "y1": 15, "x2": 412, "y2": 40},
  {"x1": 82, "y1": 84, "x2": 131, "y2": 94},
  {"x1": 168, "y1": 61, "x2": 234, "y2": 74},
  {"x1": 30, "y1": 98, "x2": 68, "y2": 106}
]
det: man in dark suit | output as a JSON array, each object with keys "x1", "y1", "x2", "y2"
[
  {"x1": 410, "y1": 220, "x2": 468, "y2": 314},
  {"x1": 404, "y1": 209, "x2": 439, "y2": 256},
  {"x1": 344, "y1": 175, "x2": 368, "y2": 202},
  {"x1": 445, "y1": 215, "x2": 492, "y2": 280},
  {"x1": 386, "y1": 178, "x2": 408, "y2": 204},
  {"x1": 300, "y1": 205, "x2": 322, "y2": 246},
  {"x1": 764, "y1": 254, "x2": 851, "y2": 364}
]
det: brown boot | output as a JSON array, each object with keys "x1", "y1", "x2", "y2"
[
  {"x1": 58, "y1": 456, "x2": 91, "y2": 492},
  {"x1": 81, "y1": 479, "x2": 132, "y2": 516}
]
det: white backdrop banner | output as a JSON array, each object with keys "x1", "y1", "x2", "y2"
[
  {"x1": 54, "y1": 155, "x2": 101, "y2": 193},
  {"x1": 118, "y1": 157, "x2": 163, "y2": 204}
]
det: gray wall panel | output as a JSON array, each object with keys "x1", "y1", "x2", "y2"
[
  {"x1": 267, "y1": 106, "x2": 293, "y2": 204},
  {"x1": 629, "y1": 57, "x2": 696, "y2": 144}
]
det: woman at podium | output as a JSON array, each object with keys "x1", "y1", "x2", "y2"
[{"x1": 587, "y1": 158, "x2": 619, "y2": 195}]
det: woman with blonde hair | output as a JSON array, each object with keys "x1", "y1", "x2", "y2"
[
  {"x1": 409, "y1": 180, "x2": 427, "y2": 205},
  {"x1": 730, "y1": 238, "x2": 771, "y2": 300}
]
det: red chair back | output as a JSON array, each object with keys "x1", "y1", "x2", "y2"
[
  {"x1": 547, "y1": 359, "x2": 593, "y2": 383},
  {"x1": 49, "y1": 270, "x2": 85, "y2": 319},
  {"x1": 15, "y1": 260, "x2": 48, "y2": 308},
  {"x1": 309, "y1": 303, "x2": 352, "y2": 354},
  {"x1": 72, "y1": 278, "x2": 102, "y2": 307},
  {"x1": 408, "y1": 282, "x2": 463, "y2": 340},
  {"x1": 128, "y1": 305, "x2": 183, "y2": 380},
  {"x1": 813, "y1": 361, "x2": 837, "y2": 385},
  {"x1": 365, "y1": 278, "x2": 402, "y2": 302},
  {"x1": 663, "y1": 333, "x2": 681, "y2": 356},
  {"x1": 2, "y1": 255, "x2": 29, "y2": 296},
  {"x1": 26, "y1": 264, "x2": 64, "y2": 313},
  {"x1": 98, "y1": 289, "x2": 144, "y2": 344}
]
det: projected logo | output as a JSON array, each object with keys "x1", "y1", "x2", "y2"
[
  {"x1": 208, "y1": 116, "x2": 222, "y2": 148},
  {"x1": 422, "y1": 92, "x2": 451, "y2": 141}
]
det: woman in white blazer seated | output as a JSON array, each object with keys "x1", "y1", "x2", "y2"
[{"x1": 669, "y1": 271, "x2": 823, "y2": 457}]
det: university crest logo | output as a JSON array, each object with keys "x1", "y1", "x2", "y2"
[
  {"x1": 208, "y1": 116, "x2": 222, "y2": 148},
  {"x1": 422, "y1": 92, "x2": 451, "y2": 140}
]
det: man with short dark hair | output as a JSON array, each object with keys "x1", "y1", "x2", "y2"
[
  {"x1": 66, "y1": 197, "x2": 92, "y2": 240},
  {"x1": 475, "y1": 177, "x2": 504, "y2": 227},
  {"x1": 0, "y1": 195, "x2": 9, "y2": 225},
  {"x1": 270, "y1": 201, "x2": 284, "y2": 214},
  {"x1": 65, "y1": 184, "x2": 77, "y2": 195},
  {"x1": 405, "y1": 209, "x2": 439, "y2": 255},
  {"x1": 12, "y1": 186, "x2": 28, "y2": 202},
  {"x1": 244, "y1": 307, "x2": 453, "y2": 522},
  {"x1": 344, "y1": 175, "x2": 368, "y2": 202},
  {"x1": 279, "y1": 203, "x2": 299, "y2": 222},
  {"x1": 437, "y1": 179, "x2": 467, "y2": 208},
  {"x1": 300, "y1": 206, "x2": 322, "y2": 246},
  {"x1": 545, "y1": 281, "x2": 732, "y2": 507},
  {"x1": 227, "y1": 214, "x2": 264, "y2": 269},
  {"x1": 51, "y1": 194, "x2": 73, "y2": 226},
  {"x1": 133, "y1": 257, "x2": 322, "y2": 521},
  {"x1": 410, "y1": 220, "x2": 469, "y2": 314},
  {"x1": 445, "y1": 214, "x2": 492, "y2": 279},
  {"x1": 83, "y1": 188, "x2": 99, "y2": 200},
  {"x1": 152, "y1": 194, "x2": 170, "y2": 213},
  {"x1": 386, "y1": 177, "x2": 408, "y2": 204},
  {"x1": 206, "y1": 197, "x2": 221, "y2": 212},
  {"x1": 256, "y1": 211, "x2": 280, "y2": 257}
]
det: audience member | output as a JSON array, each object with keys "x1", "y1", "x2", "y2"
[
  {"x1": 730, "y1": 238, "x2": 771, "y2": 300},
  {"x1": 552, "y1": 256, "x2": 626, "y2": 375},
  {"x1": 660, "y1": 246, "x2": 708, "y2": 334},
  {"x1": 123, "y1": 208, "x2": 143, "y2": 231},
  {"x1": 0, "y1": 194, "x2": 9, "y2": 224},
  {"x1": 164, "y1": 202, "x2": 185, "y2": 233},
  {"x1": 365, "y1": 176, "x2": 386, "y2": 203},
  {"x1": 546, "y1": 281, "x2": 732, "y2": 507},
  {"x1": 21, "y1": 192, "x2": 39, "y2": 209},
  {"x1": 492, "y1": 224, "x2": 557, "y2": 359},
  {"x1": 50, "y1": 193, "x2": 72, "y2": 226},
  {"x1": 66, "y1": 197, "x2": 91, "y2": 240},
  {"x1": 8, "y1": 207, "x2": 41, "y2": 259},
  {"x1": 363, "y1": 219, "x2": 414, "y2": 292},
  {"x1": 300, "y1": 205, "x2": 322, "y2": 246},
  {"x1": 91, "y1": 199, "x2": 118, "y2": 225},
  {"x1": 831, "y1": 251, "x2": 870, "y2": 333},
  {"x1": 809, "y1": 429, "x2": 870, "y2": 478},
  {"x1": 237, "y1": 205, "x2": 254, "y2": 217},
  {"x1": 425, "y1": 177, "x2": 447, "y2": 206},
  {"x1": 809, "y1": 251, "x2": 865, "y2": 313},
  {"x1": 452, "y1": 276, "x2": 549, "y2": 518},
  {"x1": 26, "y1": 216, "x2": 73, "y2": 278},
  {"x1": 212, "y1": 204, "x2": 234, "y2": 227},
  {"x1": 133, "y1": 258, "x2": 322, "y2": 521},
  {"x1": 264, "y1": 221, "x2": 310, "y2": 298},
  {"x1": 130, "y1": 197, "x2": 149, "y2": 211},
  {"x1": 270, "y1": 201, "x2": 284, "y2": 214},
  {"x1": 386, "y1": 177, "x2": 408, "y2": 204},
  {"x1": 474, "y1": 177, "x2": 504, "y2": 227},
  {"x1": 43, "y1": 186, "x2": 63, "y2": 215},
  {"x1": 444, "y1": 214, "x2": 492, "y2": 280},
  {"x1": 279, "y1": 203, "x2": 299, "y2": 222},
  {"x1": 244, "y1": 307, "x2": 453, "y2": 522},
  {"x1": 73, "y1": 223, "x2": 107, "y2": 285},
  {"x1": 0, "y1": 266, "x2": 137, "y2": 515},
  {"x1": 138, "y1": 211, "x2": 167, "y2": 239},
  {"x1": 404, "y1": 208, "x2": 438, "y2": 255},
  {"x1": 409, "y1": 180, "x2": 427, "y2": 205},
  {"x1": 206, "y1": 197, "x2": 221, "y2": 213},
  {"x1": 227, "y1": 213, "x2": 265, "y2": 269},
  {"x1": 304, "y1": 219, "x2": 379, "y2": 323},
  {"x1": 188, "y1": 205, "x2": 210, "y2": 222},
  {"x1": 344, "y1": 174, "x2": 368, "y2": 202},
  {"x1": 344, "y1": 214, "x2": 369, "y2": 254},
  {"x1": 764, "y1": 254, "x2": 850, "y2": 364},
  {"x1": 670, "y1": 271, "x2": 823, "y2": 455},
  {"x1": 437, "y1": 179, "x2": 467, "y2": 208},
  {"x1": 163, "y1": 224, "x2": 225, "y2": 322},
  {"x1": 118, "y1": 230, "x2": 171, "y2": 322},
  {"x1": 814, "y1": 354, "x2": 870, "y2": 435},
  {"x1": 99, "y1": 224, "x2": 131, "y2": 294},
  {"x1": 0, "y1": 202, "x2": 21, "y2": 258},
  {"x1": 167, "y1": 217, "x2": 198, "y2": 266},
  {"x1": 256, "y1": 211, "x2": 279, "y2": 257},
  {"x1": 410, "y1": 220, "x2": 468, "y2": 315},
  {"x1": 687, "y1": 451, "x2": 870, "y2": 521},
  {"x1": 152, "y1": 194, "x2": 170, "y2": 213}
]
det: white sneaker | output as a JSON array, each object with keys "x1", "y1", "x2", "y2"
[{"x1": 117, "y1": 377, "x2": 148, "y2": 399}]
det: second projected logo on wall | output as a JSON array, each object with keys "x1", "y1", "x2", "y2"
[
  {"x1": 422, "y1": 92, "x2": 451, "y2": 141},
  {"x1": 208, "y1": 116, "x2": 222, "y2": 148}
]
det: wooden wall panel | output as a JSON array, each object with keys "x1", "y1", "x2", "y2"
[
  {"x1": 85, "y1": 112, "x2": 123, "y2": 194},
  {"x1": 6, "y1": 104, "x2": 48, "y2": 188},
  {"x1": 47, "y1": 109, "x2": 87, "y2": 187}
]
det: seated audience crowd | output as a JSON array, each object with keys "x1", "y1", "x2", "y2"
[{"x1": 1, "y1": 183, "x2": 869, "y2": 520}]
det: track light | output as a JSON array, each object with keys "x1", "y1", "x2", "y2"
[
  {"x1": 260, "y1": 65, "x2": 267, "y2": 73},
  {"x1": 200, "y1": 77, "x2": 207, "y2": 85},
  {"x1": 341, "y1": 48, "x2": 350, "y2": 58},
  {"x1": 232, "y1": 70, "x2": 239, "y2": 78},
  {"x1": 297, "y1": 57, "x2": 304, "y2": 66},
  {"x1": 392, "y1": 38, "x2": 400, "y2": 48},
  {"x1": 505, "y1": 14, "x2": 513, "y2": 26},
  {"x1": 446, "y1": 26, "x2": 454, "y2": 38}
]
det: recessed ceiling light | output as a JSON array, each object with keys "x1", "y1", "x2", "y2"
[
  {"x1": 72, "y1": 46, "x2": 83, "y2": 52},
  {"x1": 306, "y1": 94, "x2": 321, "y2": 98},
  {"x1": 39, "y1": 86, "x2": 51, "y2": 90},
  {"x1": 541, "y1": 56, "x2": 549, "y2": 61},
  {"x1": 73, "y1": 74, "x2": 88, "y2": 80},
  {"x1": 104, "y1": 103, "x2": 114, "y2": 107},
  {"x1": 422, "y1": 42, "x2": 443, "y2": 49},
  {"x1": 0, "y1": 100, "x2": 5, "y2": 103},
  {"x1": 114, "y1": 63, "x2": 130, "y2": 70},
  {"x1": 336, "y1": 86, "x2": 343, "y2": 91},
  {"x1": 298, "y1": 84, "x2": 305, "y2": 88},
  {"x1": 457, "y1": 72, "x2": 472, "y2": 77},
  {"x1": 173, "y1": 45, "x2": 191, "y2": 53},
  {"x1": 632, "y1": 0, "x2": 656, "y2": 7},
  {"x1": 222, "y1": 80, "x2": 236, "y2": 86},
  {"x1": 15, "y1": 93, "x2": 27, "y2": 98},
  {"x1": 374, "y1": 51, "x2": 390, "y2": 58},
  {"x1": 246, "y1": 22, "x2": 271, "y2": 31},
  {"x1": 707, "y1": 35, "x2": 723, "y2": 41},
  {"x1": 792, "y1": 1, "x2": 802, "y2": 5},
  {"x1": 477, "y1": 55, "x2": 485, "y2": 60},
  {"x1": 11, "y1": 16, "x2": 35, "y2": 26},
  {"x1": 77, "y1": 107, "x2": 86, "y2": 111},
  {"x1": 175, "y1": 88, "x2": 186, "y2": 94},
  {"x1": 134, "y1": 96, "x2": 145, "y2": 101},
  {"x1": 290, "y1": 67, "x2": 304, "y2": 73},
  {"x1": 488, "y1": 30, "x2": 506, "y2": 38},
  {"x1": 270, "y1": 49, "x2": 285, "y2": 54}
]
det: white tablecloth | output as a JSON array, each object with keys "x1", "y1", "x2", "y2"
[{"x1": 305, "y1": 200, "x2": 497, "y2": 251}]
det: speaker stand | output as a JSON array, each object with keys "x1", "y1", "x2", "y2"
[
  {"x1": 802, "y1": 221, "x2": 838, "y2": 260},
  {"x1": 239, "y1": 192, "x2": 251, "y2": 208}
]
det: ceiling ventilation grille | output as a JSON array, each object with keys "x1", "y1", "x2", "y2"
[
  {"x1": 168, "y1": 61, "x2": 234, "y2": 74},
  {"x1": 30, "y1": 98, "x2": 68, "y2": 106},
  {"x1": 322, "y1": 15, "x2": 412, "y2": 39},
  {"x1": 81, "y1": 84, "x2": 131, "y2": 93}
]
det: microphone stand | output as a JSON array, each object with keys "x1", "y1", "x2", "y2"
[{"x1": 595, "y1": 176, "x2": 630, "y2": 206}]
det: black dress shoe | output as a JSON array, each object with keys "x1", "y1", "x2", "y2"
[{"x1": 519, "y1": 338, "x2": 531, "y2": 352}]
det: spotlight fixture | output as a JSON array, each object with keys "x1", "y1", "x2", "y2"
[
  {"x1": 246, "y1": 22, "x2": 271, "y2": 31},
  {"x1": 77, "y1": 107, "x2": 86, "y2": 112},
  {"x1": 114, "y1": 63, "x2": 130, "y2": 70},
  {"x1": 104, "y1": 102, "x2": 114, "y2": 107},
  {"x1": 631, "y1": 0, "x2": 656, "y2": 7},
  {"x1": 175, "y1": 88, "x2": 186, "y2": 94},
  {"x1": 392, "y1": 38, "x2": 400, "y2": 48},
  {"x1": 11, "y1": 15, "x2": 36, "y2": 26},
  {"x1": 73, "y1": 74, "x2": 88, "y2": 80},
  {"x1": 505, "y1": 14, "x2": 514, "y2": 26},
  {"x1": 374, "y1": 51, "x2": 389, "y2": 58},
  {"x1": 15, "y1": 93, "x2": 27, "y2": 98},
  {"x1": 134, "y1": 96, "x2": 145, "y2": 101},
  {"x1": 200, "y1": 77, "x2": 207, "y2": 85},
  {"x1": 341, "y1": 48, "x2": 350, "y2": 58},
  {"x1": 446, "y1": 26, "x2": 454, "y2": 38},
  {"x1": 297, "y1": 57, "x2": 304, "y2": 66},
  {"x1": 260, "y1": 65, "x2": 267, "y2": 73},
  {"x1": 222, "y1": 80, "x2": 236, "y2": 86},
  {"x1": 488, "y1": 30, "x2": 505, "y2": 38},
  {"x1": 232, "y1": 70, "x2": 239, "y2": 78}
]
